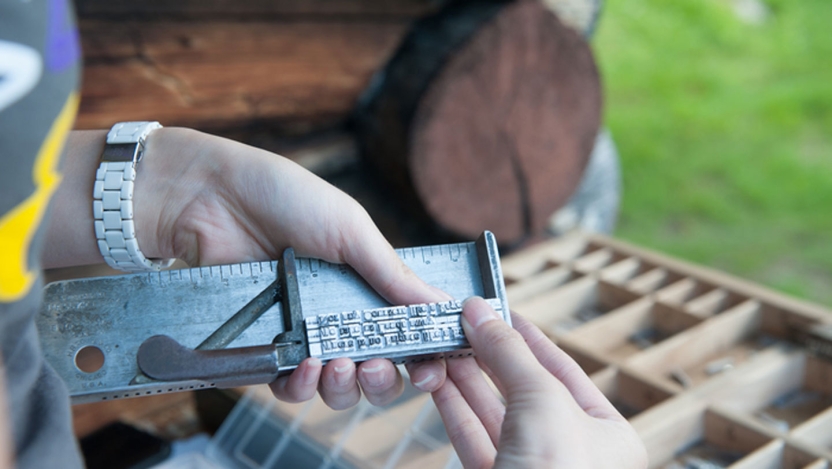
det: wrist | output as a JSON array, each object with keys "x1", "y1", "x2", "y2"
[{"x1": 133, "y1": 127, "x2": 221, "y2": 262}]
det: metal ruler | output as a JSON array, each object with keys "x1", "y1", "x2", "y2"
[{"x1": 37, "y1": 232, "x2": 509, "y2": 404}]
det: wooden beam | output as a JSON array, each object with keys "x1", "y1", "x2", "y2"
[{"x1": 76, "y1": 19, "x2": 411, "y2": 132}]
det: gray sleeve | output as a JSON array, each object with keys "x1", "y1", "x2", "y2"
[{"x1": 0, "y1": 0, "x2": 85, "y2": 466}]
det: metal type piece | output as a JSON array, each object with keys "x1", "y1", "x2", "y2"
[
  {"x1": 629, "y1": 327, "x2": 660, "y2": 350},
  {"x1": 704, "y1": 357, "x2": 735, "y2": 376},
  {"x1": 669, "y1": 367, "x2": 693, "y2": 389},
  {"x1": 37, "y1": 231, "x2": 509, "y2": 404},
  {"x1": 305, "y1": 298, "x2": 503, "y2": 362},
  {"x1": 792, "y1": 323, "x2": 832, "y2": 361},
  {"x1": 754, "y1": 410, "x2": 790, "y2": 433}
]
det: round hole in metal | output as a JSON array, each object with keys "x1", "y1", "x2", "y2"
[{"x1": 74, "y1": 346, "x2": 105, "y2": 373}]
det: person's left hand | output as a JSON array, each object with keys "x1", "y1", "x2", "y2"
[
  {"x1": 432, "y1": 298, "x2": 647, "y2": 468},
  {"x1": 47, "y1": 128, "x2": 451, "y2": 408}
]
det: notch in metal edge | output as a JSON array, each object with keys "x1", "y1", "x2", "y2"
[{"x1": 476, "y1": 231, "x2": 511, "y2": 326}]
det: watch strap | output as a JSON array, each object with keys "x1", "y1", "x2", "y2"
[{"x1": 94, "y1": 122, "x2": 174, "y2": 272}]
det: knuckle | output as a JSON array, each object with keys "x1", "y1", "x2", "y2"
[
  {"x1": 480, "y1": 406, "x2": 506, "y2": 432},
  {"x1": 445, "y1": 418, "x2": 481, "y2": 448}
]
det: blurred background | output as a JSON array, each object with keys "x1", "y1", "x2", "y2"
[
  {"x1": 597, "y1": 0, "x2": 832, "y2": 307},
  {"x1": 71, "y1": 0, "x2": 832, "y2": 305}
]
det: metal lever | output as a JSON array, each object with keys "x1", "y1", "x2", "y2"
[
  {"x1": 137, "y1": 250, "x2": 309, "y2": 388},
  {"x1": 137, "y1": 335, "x2": 282, "y2": 388}
]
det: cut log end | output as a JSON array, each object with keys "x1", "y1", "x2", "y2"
[{"x1": 357, "y1": 0, "x2": 602, "y2": 246}]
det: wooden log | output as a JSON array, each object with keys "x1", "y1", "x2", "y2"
[
  {"x1": 74, "y1": 0, "x2": 432, "y2": 19},
  {"x1": 353, "y1": 0, "x2": 602, "y2": 247},
  {"x1": 75, "y1": 19, "x2": 414, "y2": 132}
]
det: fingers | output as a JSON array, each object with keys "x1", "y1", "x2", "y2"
[
  {"x1": 406, "y1": 360, "x2": 446, "y2": 393},
  {"x1": 511, "y1": 312, "x2": 622, "y2": 421},
  {"x1": 273, "y1": 358, "x2": 405, "y2": 408},
  {"x1": 432, "y1": 378, "x2": 497, "y2": 469},
  {"x1": 318, "y1": 358, "x2": 361, "y2": 410},
  {"x1": 357, "y1": 359, "x2": 404, "y2": 406},
  {"x1": 269, "y1": 357, "x2": 322, "y2": 403},
  {"x1": 446, "y1": 357, "x2": 505, "y2": 447},
  {"x1": 460, "y1": 297, "x2": 551, "y2": 398}
]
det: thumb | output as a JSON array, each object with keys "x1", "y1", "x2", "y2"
[{"x1": 460, "y1": 297, "x2": 548, "y2": 398}]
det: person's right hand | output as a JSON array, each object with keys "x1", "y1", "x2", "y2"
[
  {"x1": 47, "y1": 129, "x2": 450, "y2": 410},
  {"x1": 432, "y1": 297, "x2": 647, "y2": 468}
]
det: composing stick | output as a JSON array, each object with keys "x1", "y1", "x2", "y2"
[{"x1": 37, "y1": 232, "x2": 509, "y2": 404}]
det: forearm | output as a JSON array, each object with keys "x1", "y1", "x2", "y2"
[{"x1": 42, "y1": 130, "x2": 107, "y2": 269}]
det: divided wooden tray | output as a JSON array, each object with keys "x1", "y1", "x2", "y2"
[{"x1": 240, "y1": 232, "x2": 832, "y2": 468}]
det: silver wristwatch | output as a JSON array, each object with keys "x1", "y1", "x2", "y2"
[{"x1": 93, "y1": 121, "x2": 175, "y2": 272}]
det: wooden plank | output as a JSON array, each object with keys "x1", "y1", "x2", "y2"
[
  {"x1": 783, "y1": 444, "x2": 830, "y2": 469},
  {"x1": 627, "y1": 267, "x2": 682, "y2": 295},
  {"x1": 790, "y1": 407, "x2": 832, "y2": 451},
  {"x1": 512, "y1": 276, "x2": 597, "y2": 329},
  {"x1": 556, "y1": 340, "x2": 609, "y2": 376},
  {"x1": 72, "y1": 391, "x2": 199, "y2": 439},
  {"x1": 506, "y1": 265, "x2": 577, "y2": 304},
  {"x1": 565, "y1": 298, "x2": 655, "y2": 360},
  {"x1": 802, "y1": 459, "x2": 830, "y2": 469},
  {"x1": 626, "y1": 300, "x2": 763, "y2": 386},
  {"x1": 76, "y1": 19, "x2": 410, "y2": 132},
  {"x1": 633, "y1": 397, "x2": 707, "y2": 468},
  {"x1": 729, "y1": 440, "x2": 785, "y2": 469},
  {"x1": 656, "y1": 278, "x2": 717, "y2": 306},
  {"x1": 573, "y1": 247, "x2": 618, "y2": 272},
  {"x1": 685, "y1": 288, "x2": 747, "y2": 318},
  {"x1": 616, "y1": 369, "x2": 676, "y2": 415},
  {"x1": 500, "y1": 231, "x2": 591, "y2": 281},
  {"x1": 703, "y1": 410, "x2": 772, "y2": 454},
  {"x1": 803, "y1": 355, "x2": 832, "y2": 394},
  {"x1": 75, "y1": 0, "x2": 432, "y2": 18},
  {"x1": 599, "y1": 257, "x2": 649, "y2": 284}
]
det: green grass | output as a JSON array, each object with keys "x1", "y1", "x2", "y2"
[{"x1": 594, "y1": 0, "x2": 832, "y2": 305}]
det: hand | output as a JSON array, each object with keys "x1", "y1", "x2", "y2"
[
  {"x1": 45, "y1": 128, "x2": 449, "y2": 408},
  {"x1": 432, "y1": 297, "x2": 647, "y2": 469}
]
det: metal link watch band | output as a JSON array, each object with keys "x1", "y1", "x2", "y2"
[{"x1": 93, "y1": 122, "x2": 174, "y2": 272}]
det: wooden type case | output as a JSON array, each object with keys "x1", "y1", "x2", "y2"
[{"x1": 241, "y1": 233, "x2": 832, "y2": 468}]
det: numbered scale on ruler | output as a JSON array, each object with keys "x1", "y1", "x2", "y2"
[{"x1": 38, "y1": 232, "x2": 509, "y2": 403}]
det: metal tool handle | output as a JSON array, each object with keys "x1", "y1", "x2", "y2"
[{"x1": 137, "y1": 335, "x2": 282, "y2": 388}]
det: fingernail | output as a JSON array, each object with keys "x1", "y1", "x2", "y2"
[
  {"x1": 303, "y1": 358, "x2": 321, "y2": 385},
  {"x1": 413, "y1": 373, "x2": 436, "y2": 392},
  {"x1": 333, "y1": 364, "x2": 353, "y2": 387},
  {"x1": 361, "y1": 364, "x2": 386, "y2": 387},
  {"x1": 462, "y1": 296, "x2": 499, "y2": 328}
]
